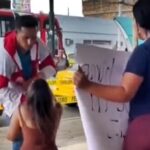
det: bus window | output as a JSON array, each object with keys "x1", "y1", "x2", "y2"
[
  {"x1": 44, "y1": 19, "x2": 58, "y2": 48},
  {"x1": 0, "y1": 16, "x2": 15, "y2": 37}
]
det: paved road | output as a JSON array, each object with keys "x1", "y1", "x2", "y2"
[{"x1": 0, "y1": 105, "x2": 87, "y2": 150}]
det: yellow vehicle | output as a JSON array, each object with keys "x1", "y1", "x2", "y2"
[
  {"x1": 48, "y1": 65, "x2": 77, "y2": 105},
  {"x1": 0, "y1": 104, "x2": 4, "y2": 115}
]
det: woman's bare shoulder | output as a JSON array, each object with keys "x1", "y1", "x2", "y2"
[
  {"x1": 20, "y1": 103, "x2": 29, "y2": 114},
  {"x1": 19, "y1": 104, "x2": 33, "y2": 125}
]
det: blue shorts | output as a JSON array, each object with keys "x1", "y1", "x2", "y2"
[
  {"x1": 1, "y1": 113, "x2": 23, "y2": 150},
  {"x1": 12, "y1": 137, "x2": 23, "y2": 150}
]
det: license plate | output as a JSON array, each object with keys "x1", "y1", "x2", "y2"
[{"x1": 56, "y1": 96, "x2": 76, "y2": 104}]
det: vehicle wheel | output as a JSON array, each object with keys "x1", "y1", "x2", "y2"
[{"x1": 0, "y1": 110, "x2": 3, "y2": 116}]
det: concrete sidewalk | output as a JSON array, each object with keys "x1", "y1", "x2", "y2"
[{"x1": 59, "y1": 143, "x2": 87, "y2": 150}]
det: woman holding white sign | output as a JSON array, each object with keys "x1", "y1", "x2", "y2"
[{"x1": 74, "y1": 0, "x2": 150, "y2": 149}]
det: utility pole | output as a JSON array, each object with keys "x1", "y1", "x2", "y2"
[
  {"x1": 118, "y1": 0, "x2": 122, "y2": 16},
  {"x1": 49, "y1": 0, "x2": 55, "y2": 56},
  {"x1": 117, "y1": 0, "x2": 122, "y2": 50},
  {"x1": 67, "y1": 7, "x2": 70, "y2": 16}
]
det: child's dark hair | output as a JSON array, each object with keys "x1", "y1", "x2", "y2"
[
  {"x1": 27, "y1": 79, "x2": 55, "y2": 139},
  {"x1": 15, "y1": 15, "x2": 38, "y2": 30},
  {"x1": 133, "y1": 0, "x2": 150, "y2": 30}
]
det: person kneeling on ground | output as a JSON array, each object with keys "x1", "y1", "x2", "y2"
[{"x1": 7, "y1": 78, "x2": 62, "y2": 150}]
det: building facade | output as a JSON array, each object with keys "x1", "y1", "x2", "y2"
[{"x1": 82, "y1": 0, "x2": 137, "y2": 19}]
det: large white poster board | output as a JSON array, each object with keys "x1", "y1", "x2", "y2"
[{"x1": 75, "y1": 44, "x2": 131, "y2": 150}]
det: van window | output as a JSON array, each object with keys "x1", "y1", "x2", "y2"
[
  {"x1": 0, "y1": 16, "x2": 15, "y2": 37},
  {"x1": 93, "y1": 40, "x2": 111, "y2": 45},
  {"x1": 44, "y1": 19, "x2": 58, "y2": 47},
  {"x1": 83, "y1": 40, "x2": 92, "y2": 45}
]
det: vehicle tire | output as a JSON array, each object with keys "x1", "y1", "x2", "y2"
[{"x1": 67, "y1": 103, "x2": 77, "y2": 107}]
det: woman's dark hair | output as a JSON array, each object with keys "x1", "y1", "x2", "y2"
[
  {"x1": 15, "y1": 15, "x2": 38, "y2": 30},
  {"x1": 133, "y1": 0, "x2": 150, "y2": 30},
  {"x1": 27, "y1": 79, "x2": 55, "y2": 139}
]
